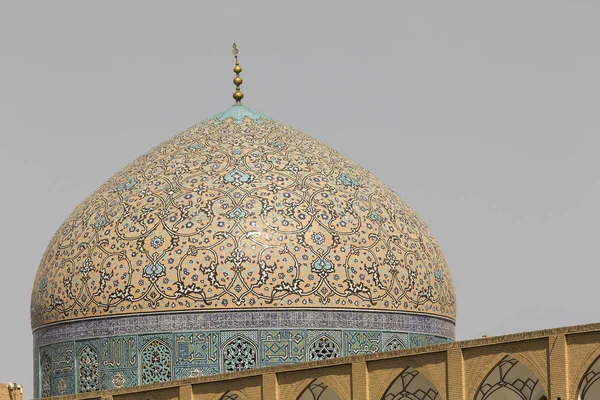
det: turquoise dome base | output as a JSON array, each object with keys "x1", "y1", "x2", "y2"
[{"x1": 34, "y1": 310, "x2": 453, "y2": 397}]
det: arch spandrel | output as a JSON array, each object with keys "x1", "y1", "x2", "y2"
[{"x1": 567, "y1": 331, "x2": 600, "y2": 398}]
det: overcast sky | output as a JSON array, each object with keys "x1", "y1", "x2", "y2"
[{"x1": 1, "y1": 1, "x2": 599, "y2": 398}]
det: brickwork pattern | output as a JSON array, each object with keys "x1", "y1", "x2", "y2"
[
  {"x1": 567, "y1": 330, "x2": 600, "y2": 398},
  {"x1": 0, "y1": 386, "x2": 23, "y2": 400}
]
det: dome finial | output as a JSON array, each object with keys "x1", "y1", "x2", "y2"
[{"x1": 232, "y1": 43, "x2": 244, "y2": 104}]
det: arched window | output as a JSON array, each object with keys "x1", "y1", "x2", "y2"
[
  {"x1": 579, "y1": 355, "x2": 600, "y2": 400},
  {"x1": 382, "y1": 367, "x2": 440, "y2": 400},
  {"x1": 308, "y1": 336, "x2": 340, "y2": 361},
  {"x1": 223, "y1": 336, "x2": 257, "y2": 372},
  {"x1": 78, "y1": 345, "x2": 100, "y2": 392},
  {"x1": 297, "y1": 379, "x2": 341, "y2": 400},
  {"x1": 475, "y1": 355, "x2": 546, "y2": 400},
  {"x1": 40, "y1": 351, "x2": 51, "y2": 398},
  {"x1": 140, "y1": 339, "x2": 172, "y2": 384}
]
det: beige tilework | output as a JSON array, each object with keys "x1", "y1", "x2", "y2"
[{"x1": 31, "y1": 106, "x2": 455, "y2": 329}]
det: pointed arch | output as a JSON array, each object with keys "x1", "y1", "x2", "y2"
[
  {"x1": 297, "y1": 378, "x2": 342, "y2": 400},
  {"x1": 78, "y1": 345, "x2": 100, "y2": 392},
  {"x1": 474, "y1": 355, "x2": 546, "y2": 400},
  {"x1": 467, "y1": 351, "x2": 547, "y2": 400},
  {"x1": 369, "y1": 357, "x2": 446, "y2": 400},
  {"x1": 40, "y1": 351, "x2": 51, "y2": 398},
  {"x1": 578, "y1": 354, "x2": 600, "y2": 400},
  {"x1": 140, "y1": 338, "x2": 172, "y2": 384},
  {"x1": 381, "y1": 367, "x2": 440, "y2": 400},
  {"x1": 308, "y1": 335, "x2": 341, "y2": 361},
  {"x1": 222, "y1": 336, "x2": 257, "y2": 372}
]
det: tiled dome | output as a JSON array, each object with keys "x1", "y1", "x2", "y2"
[{"x1": 31, "y1": 104, "x2": 456, "y2": 396}]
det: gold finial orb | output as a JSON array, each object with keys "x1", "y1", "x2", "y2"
[{"x1": 232, "y1": 43, "x2": 244, "y2": 104}]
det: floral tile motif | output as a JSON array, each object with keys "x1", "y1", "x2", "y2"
[
  {"x1": 100, "y1": 369, "x2": 137, "y2": 391},
  {"x1": 32, "y1": 105, "x2": 455, "y2": 329}
]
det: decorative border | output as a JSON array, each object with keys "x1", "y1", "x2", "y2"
[
  {"x1": 34, "y1": 309, "x2": 455, "y2": 347},
  {"x1": 35, "y1": 328, "x2": 451, "y2": 397}
]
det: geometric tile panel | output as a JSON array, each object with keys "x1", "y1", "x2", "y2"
[
  {"x1": 344, "y1": 331, "x2": 381, "y2": 356},
  {"x1": 174, "y1": 331, "x2": 219, "y2": 366},
  {"x1": 39, "y1": 342, "x2": 75, "y2": 396},
  {"x1": 260, "y1": 330, "x2": 305, "y2": 367},
  {"x1": 99, "y1": 335, "x2": 138, "y2": 390}
]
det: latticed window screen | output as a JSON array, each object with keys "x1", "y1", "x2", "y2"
[
  {"x1": 309, "y1": 336, "x2": 340, "y2": 361},
  {"x1": 41, "y1": 352, "x2": 51, "y2": 398},
  {"x1": 223, "y1": 337, "x2": 257, "y2": 372},
  {"x1": 140, "y1": 339, "x2": 172, "y2": 384},
  {"x1": 78, "y1": 346, "x2": 100, "y2": 392}
]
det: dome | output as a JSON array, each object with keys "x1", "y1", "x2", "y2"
[{"x1": 31, "y1": 104, "x2": 456, "y2": 396}]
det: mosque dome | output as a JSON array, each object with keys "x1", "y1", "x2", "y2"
[{"x1": 31, "y1": 47, "x2": 455, "y2": 397}]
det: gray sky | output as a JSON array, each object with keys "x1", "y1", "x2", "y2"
[{"x1": 1, "y1": 1, "x2": 599, "y2": 397}]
